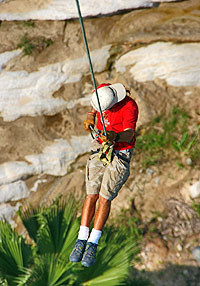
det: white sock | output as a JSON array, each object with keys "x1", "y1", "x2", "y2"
[
  {"x1": 78, "y1": 226, "x2": 89, "y2": 241},
  {"x1": 88, "y1": 228, "x2": 102, "y2": 244}
]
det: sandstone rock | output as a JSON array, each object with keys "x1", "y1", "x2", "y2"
[
  {"x1": 0, "y1": 0, "x2": 156, "y2": 21},
  {"x1": 30, "y1": 178, "x2": 48, "y2": 192},
  {"x1": 0, "y1": 161, "x2": 36, "y2": 186},
  {"x1": 115, "y1": 42, "x2": 200, "y2": 87},
  {"x1": 0, "y1": 180, "x2": 29, "y2": 203},
  {"x1": 189, "y1": 181, "x2": 200, "y2": 199},
  {"x1": 0, "y1": 49, "x2": 21, "y2": 71},
  {"x1": 25, "y1": 137, "x2": 91, "y2": 176},
  {"x1": 0, "y1": 45, "x2": 111, "y2": 121},
  {"x1": 192, "y1": 246, "x2": 200, "y2": 262},
  {"x1": 186, "y1": 158, "x2": 192, "y2": 166},
  {"x1": 0, "y1": 203, "x2": 21, "y2": 227}
]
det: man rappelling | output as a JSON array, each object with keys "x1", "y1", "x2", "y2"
[{"x1": 69, "y1": 82, "x2": 138, "y2": 267}]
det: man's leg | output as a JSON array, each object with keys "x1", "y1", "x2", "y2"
[
  {"x1": 93, "y1": 195, "x2": 111, "y2": 230},
  {"x1": 81, "y1": 195, "x2": 111, "y2": 267},
  {"x1": 81, "y1": 152, "x2": 132, "y2": 267},
  {"x1": 80, "y1": 194, "x2": 99, "y2": 227},
  {"x1": 69, "y1": 194, "x2": 99, "y2": 263},
  {"x1": 79, "y1": 194, "x2": 110, "y2": 242}
]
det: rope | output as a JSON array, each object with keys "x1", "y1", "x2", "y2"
[{"x1": 75, "y1": 0, "x2": 107, "y2": 136}]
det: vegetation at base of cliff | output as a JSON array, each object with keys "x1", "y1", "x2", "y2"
[
  {"x1": 0, "y1": 197, "x2": 150, "y2": 286},
  {"x1": 135, "y1": 106, "x2": 200, "y2": 168}
]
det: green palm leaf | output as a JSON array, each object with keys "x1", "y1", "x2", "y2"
[
  {"x1": 30, "y1": 253, "x2": 75, "y2": 286},
  {"x1": 82, "y1": 244, "x2": 133, "y2": 286},
  {"x1": 1, "y1": 196, "x2": 145, "y2": 286},
  {"x1": 18, "y1": 205, "x2": 40, "y2": 242},
  {"x1": 19, "y1": 196, "x2": 79, "y2": 256},
  {"x1": 36, "y1": 197, "x2": 78, "y2": 254},
  {"x1": 59, "y1": 218, "x2": 80, "y2": 259},
  {"x1": 0, "y1": 221, "x2": 32, "y2": 285},
  {"x1": 0, "y1": 278, "x2": 9, "y2": 286},
  {"x1": 14, "y1": 267, "x2": 32, "y2": 286}
]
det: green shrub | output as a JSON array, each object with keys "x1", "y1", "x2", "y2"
[
  {"x1": 18, "y1": 35, "x2": 53, "y2": 55},
  {"x1": 18, "y1": 36, "x2": 35, "y2": 55},
  {"x1": 135, "y1": 107, "x2": 200, "y2": 168},
  {"x1": 0, "y1": 197, "x2": 147, "y2": 286}
]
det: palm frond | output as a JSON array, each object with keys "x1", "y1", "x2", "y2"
[
  {"x1": 0, "y1": 277, "x2": 8, "y2": 286},
  {"x1": 36, "y1": 197, "x2": 78, "y2": 255},
  {"x1": 60, "y1": 219, "x2": 80, "y2": 259},
  {"x1": 30, "y1": 254, "x2": 75, "y2": 286},
  {"x1": 14, "y1": 267, "x2": 32, "y2": 286},
  {"x1": 0, "y1": 196, "x2": 143, "y2": 286},
  {"x1": 18, "y1": 205, "x2": 40, "y2": 242},
  {"x1": 0, "y1": 221, "x2": 32, "y2": 285},
  {"x1": 81, "y1": 243, "x2": 134, "y2": 286}
]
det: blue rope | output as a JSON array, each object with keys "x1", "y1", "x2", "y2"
[{"x1": 75, "y1": 0, "x2": 107, "y2": 136}]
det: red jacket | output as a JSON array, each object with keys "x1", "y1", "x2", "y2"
[{"x1": 96, "y1": 96, "x2": 138, "y2": 150}]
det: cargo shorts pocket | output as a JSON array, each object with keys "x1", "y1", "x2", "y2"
[
  {"x1": 100, "y1": 155, "x2": 130, "y2": 200},
  {"x1": 86, "y1": 152, "x2": 104, "y2": 195}
]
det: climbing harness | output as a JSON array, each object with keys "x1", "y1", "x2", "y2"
[
  {"x1": 89, "y1": 125, "x2": 114, "y2": 164},
  {"x1": 75, "y1": 0, "x2": 107, "y2": 136},
  {"x1": 98, "y1": 141, "x2": 114, "y2": 165}
]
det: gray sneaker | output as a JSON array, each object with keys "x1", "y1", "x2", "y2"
[
  {"x1": 69, "y1": 239, "x2": 87, "y2": 263},
  {"x1": 81, "y1": 242, "x2": 98, "y2": 267}
]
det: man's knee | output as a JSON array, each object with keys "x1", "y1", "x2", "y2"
[
  {"x1": 99, "y1": 195, "x2": 111, "y2": 206},
  {"x1": 86, "y1": 194, "x2": 99, "y2": 203}
]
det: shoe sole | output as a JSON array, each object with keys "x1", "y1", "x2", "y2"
[
  {"x1": 69, "y1": 256, "x2": 82, "y2": 263},
  {"x1": 81, "y1": 260, "x2": 95, "y2": 267}
]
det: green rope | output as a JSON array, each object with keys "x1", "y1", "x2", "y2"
[{"x1": 75, "y1": 0, "x2": 107, "y2": 136}]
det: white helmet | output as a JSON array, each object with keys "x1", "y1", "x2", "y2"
[{"x1": 91, "y1": 83, "x2": 126, "y2": 112}]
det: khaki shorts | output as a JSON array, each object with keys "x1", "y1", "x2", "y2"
[{"x1": 86, "y1": 140, "x2": 133, "y2": 201}]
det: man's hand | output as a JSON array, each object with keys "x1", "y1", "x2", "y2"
[
  {"x1": 100, "y1": 129, "x2": 134, "y2": 143},
  {"x1": 84, "y1": 112, "x2": 96, "y2": 132},
  {"x1": 101, "y1": 131, "x2": 118, "y2": 142}
]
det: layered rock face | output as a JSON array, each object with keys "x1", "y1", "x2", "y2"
[
  {"x1": 0, "y1": 0, "x2": 199, "y2": 282},
  {"x1": 0, "y1": 0, "x2": 167, "y2": 20}
]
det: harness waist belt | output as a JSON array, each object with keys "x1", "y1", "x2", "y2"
[{"x1": 91, "y1": 149, "x2": 130, "y2": 163}]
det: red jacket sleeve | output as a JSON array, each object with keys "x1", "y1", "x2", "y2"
[{"x1": 122, "y1": 99, "x2": 138, "y2": 131}]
